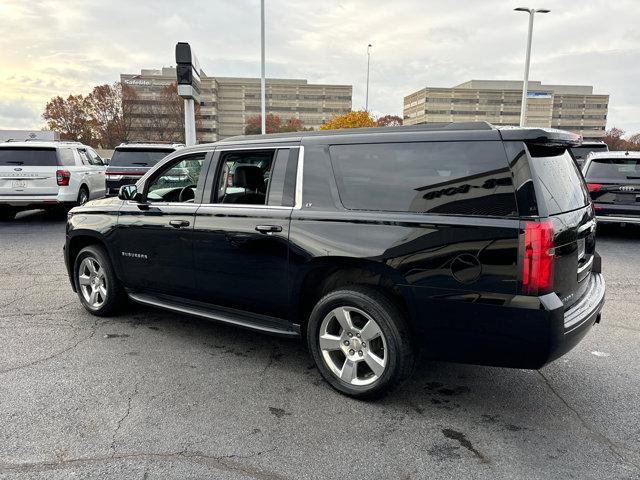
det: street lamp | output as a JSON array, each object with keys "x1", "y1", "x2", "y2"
[
  {"x1": 365, "y1": 43, "x2": 372, "y2": 111},
  {"x1": 260, "y1": 0, "x2": 266, "y2": 134},
  {"x1": 514, "y1": 7, "x2": 550, "y2": 127}
]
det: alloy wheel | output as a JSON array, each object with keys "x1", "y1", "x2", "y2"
[
  {"x1": 318, "y1": 306, "x2": 387, "y2": 386},
  {"x1": 78, "y1": 257, "x2": 107, "y2": 309}
]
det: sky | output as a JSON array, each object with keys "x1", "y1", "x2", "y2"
[{"x1": 0, "y1": 0, "x2": 639, "y2": 133}]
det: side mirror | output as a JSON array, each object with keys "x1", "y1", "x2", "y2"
[{"x1": 118, "y1": 184, "x2": 142, "y2": 202}]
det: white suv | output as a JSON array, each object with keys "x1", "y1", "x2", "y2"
[{"x1": 0, "y1": 141, "x2": 107, "y2": 220}]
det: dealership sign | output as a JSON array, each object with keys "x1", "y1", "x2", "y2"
[
  {"x1": 527, "y1": 91, "x2": 552, "y2": 99},
  {"x1": 123, "y1": 77, "x2": 173, "y2": 87}
]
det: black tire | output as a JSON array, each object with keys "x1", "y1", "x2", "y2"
[
  {"x1": 77, "y1": 186, "x2": 89, "y2": 206},
  {"x1": 74, "y1": 245, "x2": 127, "y2": 316},
  {"x1": 307, "y1": 286, "x2": 415, "y2": 399},
  {"x1": 0, "y1": 207, "x2": 16, "y2": 221}
]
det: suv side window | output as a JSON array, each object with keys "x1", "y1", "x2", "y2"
[
  {"x1": 328, "y1": 141, "x2": 517, "y2": 216},
  {"x1": 86, "y1": 148, "x2": 105, "y2": 166},
  {"x1": 215, "y1": 149, "x2": 278, "y2": 206},
  {"x1": 57, "y1": 148, "x2": 77, "y2": 166},
  {"x1": 147, "y1": 153, "x2": 206, "y2": 203},
  {"x1": 77, "y1": 149, "x2": 92, "y2": 166}
]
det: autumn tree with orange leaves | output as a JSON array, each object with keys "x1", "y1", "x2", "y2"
[{"x1": 320, "y1": 110, "x2": 376, "y2": 130}]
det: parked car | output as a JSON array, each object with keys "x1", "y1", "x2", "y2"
[
  {"x1": 64, "y1": 122, "x2": 605, "y2": 398},
  {"x1": 105, "y1": 142, "x2": 183, "y2": 196},
  {"x1": 583, "y1": 151, "x2": 640, "y2": 225},
  {"x1": 569, "y1": 141, "x2": 609, "y2": 167},
  {"x1": 0, "y1": 140, "x2": 106, "y2": 220}
]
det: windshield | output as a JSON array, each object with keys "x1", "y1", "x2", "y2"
[
  {"x1": 585, "y1": 157, "x2": 640, "y2": 181},
  {"x1": 109, "y1": 148, "x2": 173, "y2": 167},
  {"x1": 570, "y1": 145, "x2": 608, "y2": 160},
  {"x1": 0, "y1": 148, "x2": 58, "y2": 166}
]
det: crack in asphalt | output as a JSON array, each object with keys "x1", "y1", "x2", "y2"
[
  {"x1": 0, "y1": 319, "x2": 100, "y2": 375},
  {"x1": 538, "y1": 371, "x2": 640, "y2": 471},
  {"x1": 0, "y1": 450, "x2": 286, "y2": 479},
  {"x1": 110, "y1": 383, "x2": 140, "y2": 457}
]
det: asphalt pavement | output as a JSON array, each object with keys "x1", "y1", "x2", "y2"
[{"x1": 0, "y1": 210, "x2": 638, "y2": 479}]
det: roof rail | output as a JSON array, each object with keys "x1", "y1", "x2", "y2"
[{"x1": 120, "y1": 140, "x2": 184, "y2": 145}]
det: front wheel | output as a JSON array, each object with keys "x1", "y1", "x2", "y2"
[
  {"x1": 307, "y1": 286, "x2": 415, "y2": 399},
  {"x1": 74, "y1": 245, "x2": 127, "y2": 316}
]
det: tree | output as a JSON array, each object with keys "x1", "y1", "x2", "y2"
[
  {"x1": 43, "y1": 94, "x2": 94, "y2": 145},
  {"x1": 86, "y1": 82, "x2": 137, "y2": 148},
  {"x1": 320, "y1": 110, "x2": 375, "y2": 130},
  {"x1": 376, "y1": 115, "x2": 403, "y2": 127},
  {"x1": 244, "y1": 114, "x2": 307, "y2": 135},
  {"x1": 602, "y1": 127, "x2": 640, "y2": 151}
]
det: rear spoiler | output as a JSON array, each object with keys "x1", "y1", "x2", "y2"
[{"x1": 498, "y1": 127, "x2": 582, "y2": 148}]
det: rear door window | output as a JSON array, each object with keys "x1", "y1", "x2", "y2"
[
  {"x1": 58, "y1": 148, "x2": 77, "y2": 166},
  {"x1": 328, "y1": 141, "x2": 517, "y2": 216},
  {"x1": 110, "y1": 148, "x2": 174, "y2": 167},
  {"x1": 585, "y1": 157, "x2": 640, "y2": 181},
  {"x1": 527, "y1": 145, "x2": 589, "y2": 214},
  {"x1": 0, "y1": 148, "x2": 58, "y2": 166}
]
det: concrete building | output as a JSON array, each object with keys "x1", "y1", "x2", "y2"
[
  {"x1": 121, "y1": 67, "x2": 352, "y2": 143},
  {"x1": 404, "y1": 80, "x2": 609, "y2": 139}
]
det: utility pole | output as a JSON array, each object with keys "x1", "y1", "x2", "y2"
[
  {"x1": 261, "y1": 0, "x2": 266, "y2": 134},
  {"x1": 515, "y1": 7, "x2": 550, "y2": 126},
  {"x1": 365, "y1": 43, "x2": 372, "y2": 111}
]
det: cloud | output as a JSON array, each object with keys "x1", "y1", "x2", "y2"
[{"x1": 0, "y1": 0, "x2": 638, "y2": 133}]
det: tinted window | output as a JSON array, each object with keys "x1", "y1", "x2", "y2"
[
  {"x1": 585, "y1": 157, "x2": 640, "y2": 180},
  {"x1": 266, "y1": 149, "x2": 289, "y2": 206},
  {"x1": 329, "y1": 142, "x2": 516, "y2": 216},
  {"x1": 0, "y1": 148, "x2": 58, "y2": 166},
  {"x1": 77, "y1": 149, "x2": 91, "y2": 166},
  {"x1": 528, "y1": 146, "x2": 589, "y2": 215},
  {"x1": 58, "y1": 148, "x2": 76, "y2": 166},
  {"x1": 110, "y1": 148, "x2": 174, "y2": 167},
  {"x1": 86, "y1": 148, "x2": 104, "y2": 166}
]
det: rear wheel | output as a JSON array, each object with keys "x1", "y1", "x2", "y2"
[
  {"x1": 307, "y1": 286, "x2": 414, "y2": 398},
  {"x1": 74, "y1": 245, "x2": 127, "y2": 316},
  {"x1": 77, "y1": 186, "x2": 89, "y2": 206}
]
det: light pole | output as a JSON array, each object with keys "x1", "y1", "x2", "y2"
[
  {"x1": 365, "y1": 43, "x2": 372, "y2": 111},
  {"x1": 514, "y1": 7, "x2": 550, "y2": 127},
  {"x1": 260, "y1": 0, "x2": 266, "y2": 134}
]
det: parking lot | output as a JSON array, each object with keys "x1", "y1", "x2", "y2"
[{"x1": 0, "y1": 211, "x2": 638, "y2": 480}]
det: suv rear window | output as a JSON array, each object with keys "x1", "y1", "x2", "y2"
[
  {"x1": 0, "y1": 148, "x2": 58, "y2": 166},
  {"x1": 528, "y1": 145, "x2": 589, "y2": 215},
  {"x1": 110, "y1": 148, "x2": 174, "y2": 167},
  {"x1": 585, "y1": 157, "x2": 640, "y2": 181},
  {"x1": 328, "y1": 141, "x2": 517, "y2": 216}
]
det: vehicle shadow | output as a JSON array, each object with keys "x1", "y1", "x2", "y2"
[
  {"x1": 13, "y1": 209, "x2": 66, "y2": 223},
  {"x1": 596, "y1": 223, "x2": 640, "y2": 240}
]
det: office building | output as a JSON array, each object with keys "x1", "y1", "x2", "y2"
[
  {"x1": 404, "y1": 80, "x2": 608, "y2": 138},
  {"x1": 121, "y1": 68, "x2": 352, "y2": 142}
]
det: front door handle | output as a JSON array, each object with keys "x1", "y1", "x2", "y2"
[
  {"x1": 255, "y1": 225, "x2": 282, "y2": 234},
  {"x1": 169, "y1": 220, "x2": 190, "y2": 228}
]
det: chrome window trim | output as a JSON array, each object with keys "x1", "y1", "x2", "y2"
[{"x1": 294, "y1": 145, "x2": 304, "y2": 210}]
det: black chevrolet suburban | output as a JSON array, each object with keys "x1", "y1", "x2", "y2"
[{"x1": 64, "y1": 122, "x2": 605, "y2": 398}]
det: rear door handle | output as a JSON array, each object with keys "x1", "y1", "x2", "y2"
[
  {"x1": 255, "y1": 225, "x2": 282, "y2": 233},
  {"x1": 169, "y1": 220, "x2": 190, "y2": 228}
]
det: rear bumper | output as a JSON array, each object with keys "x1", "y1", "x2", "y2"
[
  {"x1": 596, "y1": 215, "x2": 640, "y2": 225},
  {"x1": 594, "y1": 203, "x2": 640, "y2": 224},
  {"x1": 0, "y1": 191, "x2": 77, "y2": 208},
  {"x1": 406, "y1": 272, "x2": 606, "y2": 369}
]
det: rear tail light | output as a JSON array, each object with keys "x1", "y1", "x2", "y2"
[
  {"x1": 522, "y1": 220, "x2": 555, "y2": 296},
  {"x1": 587, "y1": 183, "x2": 602, "y2": 192},
  {"x1": 56, "y1": 169, "x2": 70, "y2": 186}
]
